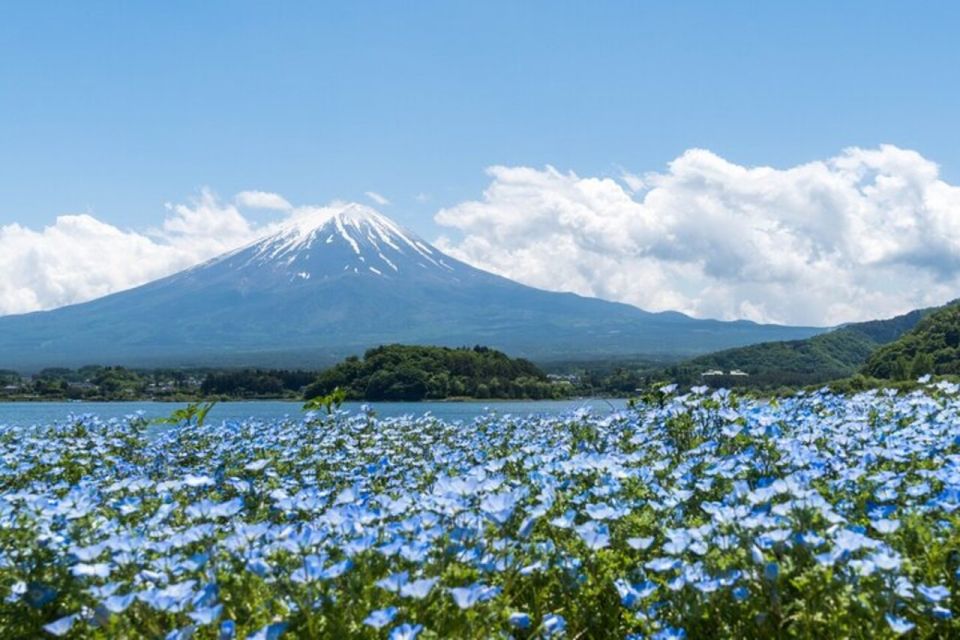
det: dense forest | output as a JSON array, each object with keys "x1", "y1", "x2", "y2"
[
  {"x1": 0, "y1": 366, "x2": 314, "y2": 401},
  {"x1": 861, "y1": 302, "x2": 960, "y2": 379},
  {"x1": 653, "y1": 306, "x2": 933, "y2": 389},
  {"x1": 304, "y1": 344, "x2": 567, "y2": 401},
  {"x1": 7, "y1": 306, "x2": 955, "y2": 404}
]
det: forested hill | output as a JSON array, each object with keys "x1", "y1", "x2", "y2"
[
  {"x1": 861, "y1": 302, "x2": 960, "y2": 379},
  {"x1": 657, "y1": 306, "x2": 933, "y2": 388},
  {"x1": 304, "y1": 344, "x2": 566, "y2": 401}
]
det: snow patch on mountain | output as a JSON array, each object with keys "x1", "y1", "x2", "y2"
[{"x1": 229, "y1": 204, "x2": 460, "y2": 280}]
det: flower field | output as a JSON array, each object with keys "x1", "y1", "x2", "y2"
[{"x1": 3, "y1": 384, "x2": 960, "y2": 638}]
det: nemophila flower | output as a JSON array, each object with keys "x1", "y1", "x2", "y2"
[
  {"x1": 894, "y1": 576, "x2": 915, "y2": 599},
  {"x1": 615, "y1": 578, "x2": 657, "y2": 608},
  {"x1": 574, "y1": 520, "x2": 610, "y2": 550},
  {"x1": 652, "y1": 627, "x2": 687, "y2": 640},
  {"x1": 480, "y1": 489, "x2": 523, "y2": 525},
  {"x1": 364, "y1": 606, "x2": 399, "y2": 629},
  {"x1": 932, "y1": 606, "x2": 953, "y2": 620},
  {"x1": 541, "y1": 613, "x2": 566, "y2": 636},
  {"x1": 917, "y1": 584, "x2": 950, "y2": 603},
  {"x1": 645, "y1": 557, "x2": 680, "y2": 573},
  {"x1": 509, "y1": 612, "x2": 532, "y2": 629},
  {"x1": 399, "y1": 541, "x2": 432, "y2": 563},
  {"x1": 246, "y1": 621, "x2": 288, "y2": 640},
  {"x1": 184, "y1": 474, "x2": 216, "y2": 488},
  {"x1": 244, "y1": 459, "x2": 269, "y2": 472},
  {"x1": 42, "y1": 614, "x2": 78, "y2": 637},
  {"x1": 6, "y1": 389, "x2": 960, "y2": 637},
  {"x1": 585, "y1": 502, "x2": 626, "y2": 520},
  {"x1": 627, "y1": 536, "x2": 654, "y2": 551},
  {"x1": 870, "y1": 518, "x2": 900, "y2": 534},
  {"x1": 102, "y1": 592, "x2": 136, "y2": 613},
  {"x1": 185, "y1": 497, "x2": 244, "y2": 520},
  {"x1": 449, "y1": 582, "x2": 501, "y2": 609},
  {"x1": 219, "y1": 620, "x2": 236, "y2": 640},
  {"x1": 188, "y1": 603, "x2": 224, "y2": 626},
  {"x1": 906, "y1": 482, "x2": 931, "y2": 497},
  {"x1": 388, "y1": 623, "x2": 423, "y2": 640},
  {"x1": 166, "y1": 625, "x2": 196, "y2": 640},
  {"x1": 72, "y1": 562, "x2": 112, "y2": 578},
  {"x1": 550, "y1": 509, "x2": 576, "y2": 529},
  {"x1": 885, "y1": 613, "x2": 915, "y2": 635},
  {"x1": 763, "y1": 562, "x2": 780, "y2": 582},
  {"x1": 518, "y1": 514, "x2": 538, "y2": 538},
  {"x1": 399, "y1": 577, "x2": 438, "y2": 599}
]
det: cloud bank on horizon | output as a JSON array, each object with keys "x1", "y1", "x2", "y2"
[
  {"x1": 436, "y1": 145, "x2": 960, "y2": 326},
  {"x1": 1, "y1": 145, "x2": 958, "y2": 326}
]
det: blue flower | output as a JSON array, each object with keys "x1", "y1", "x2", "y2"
[
  {"x1": 627, "y1": 536, "x2": 654, "y2": 551},
  {"x1": 885, "y1": 613, "x2": 915, "y2": 635},
  {"x1": 652, "y1": 627, "x2": 686, "y2": 640},
  {"x1": 574, "y1": 521, "x2": 610, "y2": 550},
  {"x1": 448, "y1": 582, "x2": 501, "y2": 609},
  {"x1": 509, "y1": 612, "x2": 532, "y2": 629},
  {"x1": 480, "y1": 489, "x2": 522, "y2": 525},
  {"x1": 399, "y1": 577, "x2": 438, "y2": 600},
  {"x1": 376, "y1": 571, "x2": 409, "y2": 593},
  {"x1": 43, "y1": 614, "x2": 78, "y2": 637},
  {"x1": 188, "y1": 604, "x2": 223, "y2": 626},
  {"x1": 918, "y1": 584, "x2": 950, "y2": 603},
  {"x1": 364, "y1": 606, "x2": 398, "y2": 629},
  {"x1": 645, "y1": 557, "x2": 680, "y2": 573},
  {"x1": 542, "y1": 613, "x2": 566, "y2": 636},
  {"x1": 763, "y1": 562, "x2": 779, "y2": 582},
  {"x1": 388, "y1": 623, "x2": 423, "y2": 640},
  {"x1": 219, "y1": 620, "x2": 236, "y2": 640}
]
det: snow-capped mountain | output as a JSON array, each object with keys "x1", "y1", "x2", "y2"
[
  {"x1": 0, "y1": 206, "x2": 823, "y2": 369},
  {"x1": 174, "y1": 204, "x2": 475, "y2": 288}
]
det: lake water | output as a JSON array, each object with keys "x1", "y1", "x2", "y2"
[{"x1": 0, "y1": 398, "x2": 631, "y2": 428}]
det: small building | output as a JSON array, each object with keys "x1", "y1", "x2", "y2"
[
  {"x1": 728, "y1": 369, "x2": 749, "y2": 377},
  {"x1": 700, "y1": 370, "x2": 724, "y2": 377}
]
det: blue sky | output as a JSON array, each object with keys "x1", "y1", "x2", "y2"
[
  {"x1": 3, "y1": 2, "x2": 960, "y2": 325},
  {"x1": 2, "y1": 1, "x2": 959, "y2": 233}
]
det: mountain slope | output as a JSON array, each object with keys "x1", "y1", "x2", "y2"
[
  {"x1": 0, "y1": 205, "x2": 823, "y2": 370},
  {"x1": 861, "y1": 301, "x2": 960, "y2": 379},
  {"x1": 660, "y1": 306, "x2": 933, "y2": 387}
]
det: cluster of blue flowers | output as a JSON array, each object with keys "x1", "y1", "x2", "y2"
[{"x1": 2, "y1": 382, "x2": 959, "y2": 638}]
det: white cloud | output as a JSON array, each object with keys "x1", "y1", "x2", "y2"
[
  {"x1": 235, "y1": 190, "x2": 292, "y2": 210},
  {"x1": 0, "y1": 189, "x2": 296, "y2": 316},
  {"x1": 365, "y1": 191, "x2": 390, "y2": 206},
  {"x1": 415, "y1": 192, "x2": 431, "y2": 203},
  {"x1": 435, "y1": 145, "x2": 960, "y2": 326}
]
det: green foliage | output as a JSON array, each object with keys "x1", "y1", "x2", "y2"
[
  {"x1": 304, "y1": 344, "x2": 566, "y2": 401},
  {"x1": 863, "y1": 301, "x2": 960, "y2": 379},
  {"x1": 657, "y1": 306, "x2": 934, "y2": 389},
  {"x1": 0, "y1": 366, "x2": 317, "y2": 401},
  {"x1": 200, "y1": 369, "x2": 313, "y2": 398},
  {"x1": 303, "y1": 387, "x2": 347, "y2": 414},
  {"x1": 153, "y1": 401, "x2": 217, "y2": 427}
]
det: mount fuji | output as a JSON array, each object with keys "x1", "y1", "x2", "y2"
[{"x1": 0, "y1": 205, "x2": 823, "y2": 369}]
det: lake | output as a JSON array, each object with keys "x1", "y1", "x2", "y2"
[{"x1": 0, "y1": 398, "x2": 631, "y2": 428}]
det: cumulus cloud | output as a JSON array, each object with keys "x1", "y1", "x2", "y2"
[
  {"x1": 235, "y1": 190, "x2": 292, "y2": 210},
  {"x1": 435, "y1": 145, "x2": 960, "y2": 326},
  {"x1": 0, "y1": 190, "x2": 292, "y2": 316},
  {"x1": 365, "y1": 191, "x2": 390, "y2": 206}
]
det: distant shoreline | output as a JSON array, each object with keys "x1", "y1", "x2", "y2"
[{"x1": 0, "y1": 395, "x2": 620, "y2": 405}]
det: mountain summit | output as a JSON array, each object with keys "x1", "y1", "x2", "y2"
[
  {"x1": 0, "y1": 207, "x2": 823, "y2": 369},
  {"x1": 238, "y1": 204, "x2": 463, "y2": 282}
]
